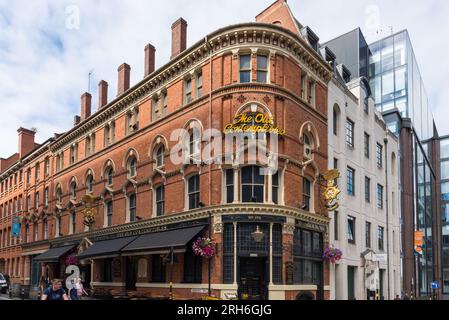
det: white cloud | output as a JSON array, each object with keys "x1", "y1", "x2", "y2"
[{"x1": 0, "y1": 0, "x2": 448, "y2": 159}]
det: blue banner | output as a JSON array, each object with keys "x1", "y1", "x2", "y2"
[{"x1": 12, "y1": 216, "x2": 21, "y2": 237}]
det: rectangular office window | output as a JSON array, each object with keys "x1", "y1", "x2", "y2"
[
  {"x1": 376, "y1": 143, "x2": 383, "y2": 168},
  {"x1": 346, "y1": 119, "x2": 354, "y2": 147},
  {"x1": 256, "y1": 55, "x2": 268, "y2": 83},
  {"x1": 364, "y1": 133, "x2": 370, "y2": 158},
  {"x1": 377, "y1": 184, "x2": 384, "y2": 209},
  {"x1": 365, "y1": 177, "x2": 371, "y2": 203},
  {"x1": 378, "y1": 226, "x2": 385, "y2": 251},
  {"x1": 347, "y1": 216, "x2": 356, "y2": 244},
  {"x1": 347, "y1": 167, "x2": 355, "y2": 196},
  {"x1": 240, "y1": 54, "x2": 251, "y2": 83},
  {"x1": 366, "y1": 222, "x2": 371, "y2": 248}
]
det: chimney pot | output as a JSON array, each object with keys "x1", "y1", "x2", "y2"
[
  {"x1": 117, "y1": 63, "x2": 131, "y2": 96},
  {"x1": 171, "y1": 18, "x2": 187, "y2": 59},
  {"x1": 81, "y1": 92, "x2": 92, "y2": 121},
  {"x1": 144, "y1": 44, "x2": 156, "y2": 77},
  {"x1": 98, "y1": 80, "x2": 109, "y2": 109}
]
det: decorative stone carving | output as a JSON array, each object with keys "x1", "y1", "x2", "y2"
[{"x1": 282, "y1": 223, "x2": 295, "y2": 235}]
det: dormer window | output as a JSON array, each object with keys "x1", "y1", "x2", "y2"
[{"x1": 301, "y1": 26, "x2": 319, "y2": 52}]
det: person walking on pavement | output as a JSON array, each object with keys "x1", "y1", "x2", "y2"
[
  {"x1": 75, "y1": 278, "x2": 88, "y2": 300},
  {"x1": 41, "y1": 280, "x2": 69, "y2": 300}
]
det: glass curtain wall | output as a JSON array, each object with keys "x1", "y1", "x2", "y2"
[
  {"x1": 369, "y1": 31, "x2": 434, "y2": 142},
  {"x1": 441, "y1": 137, "x2": 449, "y2": 294}
]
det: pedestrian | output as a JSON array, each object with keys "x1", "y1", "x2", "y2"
[
  {"x1": 69, "y1": 279, "x2": 79, "y2": 300},
  {"x1": 75, "y1": 278, "x2": 88, "y2": 300},
  {"x1": 41, "y1": 279, "x2": 69, "y2": 300},
  {"x1": 39, "y1": 276, "x2": 48, "y2": 297}
]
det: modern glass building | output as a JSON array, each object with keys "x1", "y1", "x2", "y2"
[
  {"x1": 325, "y1": 28, "x2": 442, "y2": 298},
  {"x1": 368, "y1": 31, "x2": 439, "y2": 297},
  {"x1": 441, "y1": 136, "x2": 449, "y2": 296},
  {"x1": 368, "y1": 30, "x2": 434, "y2": 142}
]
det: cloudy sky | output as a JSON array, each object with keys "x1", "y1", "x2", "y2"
[{"x1": 0, "y1": 0, "x2": 448, "y2": 157}]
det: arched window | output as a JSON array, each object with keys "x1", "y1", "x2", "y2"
[
  {"x1": 241, "y1": 166, "x2": 265, "y2": 203},
  {"x1": 303, "y1": 133, "x2": 314, "y2": 160},
  {"x1": 128, "y1": 158, "x2": 137, "y2": 178},
  {"x1": 155, "y1": 145, "x2": 165, "y2": 168},
  {"x1": 189, "y1": 130, "x2": 201, "y2": 159},
  {"x1": 105, "y1": 167, "x2": 114, "y2": 186},
  {"x1": 56, "y1": 186, "x2": 63, "y2": 203},
  {"x1": 86, "y1": 175, "x2": 94, "y2": 194},
  {"x1": 70, "y1": 181, "x2": 77, "y2": 199},
  {"x1": 333, "y1": 104, "x2": 340, "y2": 136},
  {"x1": 187, "y1": 175, "x2": 200, "y2": 209}
]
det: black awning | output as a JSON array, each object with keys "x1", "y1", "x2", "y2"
[
  {"x1": 34, "y1": 245, "x2": 77, "y2": 263},
  {"x1": 122, "y1": 226, "x2": 206, "y2": 254},
  {"x1": 77, "y1": 236, "x2": 138, "y2": 260}
]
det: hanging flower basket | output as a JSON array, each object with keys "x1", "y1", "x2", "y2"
[
  {"x1": 323, "y1": 245, "x2": 342, "y2": 264},
  {"x1": 192, "y1": 237, "x2": 215, "y2": 258},
  {"x1": 65, "y1": 254, "x2": 79, "y2": 266}
]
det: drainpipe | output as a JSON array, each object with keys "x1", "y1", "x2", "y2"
[
  {"x1": 384, "y1": 136, "x2": 390, "y2": 300},
  {"x1": 205, "y1": 36, "x2": 213, "y2": 297}
]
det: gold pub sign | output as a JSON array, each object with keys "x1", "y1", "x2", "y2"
[
  {"x1": 224, "y1": 113, "x2": 285, "y2": 136},
  {"x1": 322, "y1": 169, "x2": 341, "y2": 211}
]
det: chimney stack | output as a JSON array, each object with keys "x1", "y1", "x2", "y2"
[
  {"x1": 171, "y1": 18, "x2": 187, "y2": 59},
  {"x1": 144, "y1": 43, "x2": 156, "y2": 77},
  {"x1": 117, "y1": 63, "x2": 131, "y2": 96},
  {"x1": 98, "y1": 80, "x2": 109, "y2": 109},
  {"x1": 81, "y1": 92, "x2": 92, "y2": 121},
  {"x1": 17, "y1": 127, "x2": 36, "y2": 159}
]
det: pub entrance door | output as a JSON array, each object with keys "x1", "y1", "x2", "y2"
[
  {"x1": 238, "y1": 258, "x2": 268, "y2": 300},
  {"x1": 125, "y1": 257, "x2": 137, "y2": 290}
]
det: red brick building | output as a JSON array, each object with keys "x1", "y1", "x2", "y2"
[{"x1": 1, "y1": 0, "x2": 333, "y2": 300}]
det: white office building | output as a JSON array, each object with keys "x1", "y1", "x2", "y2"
[{"x1": 327, "y1": 66, "x2": 402, "y2": 300}]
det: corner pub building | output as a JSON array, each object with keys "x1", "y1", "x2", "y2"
[{"x1": 1, "y1": 1, "x2": 335, "y2": 300}]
